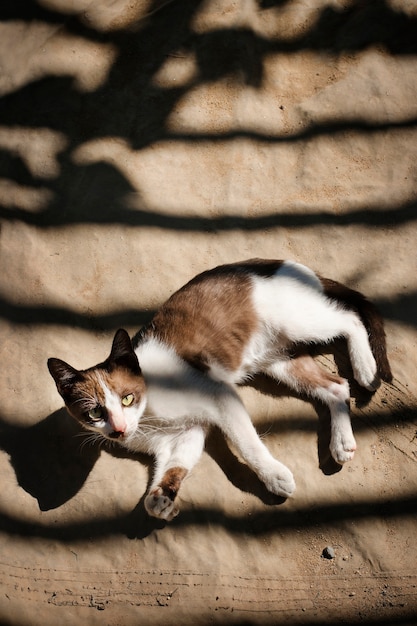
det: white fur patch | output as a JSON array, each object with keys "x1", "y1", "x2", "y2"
[
  {"x1": 251, "y1": 260, "x2": 348, "y2": 343},
  {"x1": 276, "y1": 260, "x2": 324, "y2": 292},
  {"x1": 135, "y1": 338, "x2": 221, "y2": 422}
]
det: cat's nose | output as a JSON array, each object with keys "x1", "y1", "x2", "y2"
[{"x1": 108, "y1": 412, "x2": 126, "y2": 434}]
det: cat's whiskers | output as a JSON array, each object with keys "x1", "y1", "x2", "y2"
[
  {"x1": 130, "y1": 415, "x2": 192, "y2": 448},
  {"x1": 258, "y1": 425, "x2": 273, "y2": 441},
  {"x1": 77, "y1": 431, "x2": 106, "y2": 452}
]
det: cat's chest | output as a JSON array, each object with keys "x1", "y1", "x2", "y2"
[{"x1": 136, "y1": 339, "x2": 220, "y2": 420}]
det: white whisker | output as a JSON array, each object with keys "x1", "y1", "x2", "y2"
[{"x1": 77, "y1": 431, "x2": 106, "y2": 452}]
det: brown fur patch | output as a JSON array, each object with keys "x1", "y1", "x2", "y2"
[
  {"x1": 66, "y1": 366, "x2": 146, "y2": 424},
  {"x1": 101, "y1": 367, "x2": 146, "y2": 401},
  {"x1": 65, "y1": 372, "x2": 105, "y2": 421},
  {"x1": 287, "y1": 354, "x2": 345, "y2": 393},
  {"x1": 138, "y1": 261, "x2": 285, "y2": 373},
  {"x1": 157, "y1": 467, "x2": 188, "y2": 500}
]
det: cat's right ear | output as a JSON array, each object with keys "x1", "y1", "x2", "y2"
[
  {"x1": 109, "y1": 329, "x2": 141, "y2": 374},
  {"x1": 47, "y1": 358, "x2": 81, "y2": 396}
]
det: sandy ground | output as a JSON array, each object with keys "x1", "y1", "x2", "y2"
[{"x1": 1, "y1": 1, "x2": 417, "y2": 624}]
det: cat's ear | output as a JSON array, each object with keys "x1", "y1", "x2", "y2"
[
  {"x1": 109, "y1": 329, "x2": 141, "y2": 374},
  {"x1": 47, "y1": 358, "x2": 81, "y2": 396}
]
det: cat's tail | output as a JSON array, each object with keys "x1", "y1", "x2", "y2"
[{"x1": 320, "y1": 276, "x2": 393, "y2": 383}]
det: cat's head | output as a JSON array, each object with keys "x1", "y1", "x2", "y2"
[{"x1": 48, "y1": 329, "x2": 146, "y2": 441}]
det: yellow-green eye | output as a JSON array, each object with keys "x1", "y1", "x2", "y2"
[
  {"x1": 122, "y1": 393, "x2": 134, "y2": 407},
  {"x1": 88, "y1": 407, "x2": 103, "y2": 421}
]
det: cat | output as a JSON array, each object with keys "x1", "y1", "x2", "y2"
[{"x1": 48, "y1": 259, "x2": 392, "y2": 521}]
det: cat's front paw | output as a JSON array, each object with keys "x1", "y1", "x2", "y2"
[
  {"x1": 260, "y1": 461, "x2": 296, "y2": 498},
  {"x1": 144, "y1": 487, "x2": 179, "y2": 521}
]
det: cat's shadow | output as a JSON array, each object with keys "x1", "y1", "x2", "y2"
[
  {"x1": 0, "y1": 408, "x2": 166, "y2": 539},
  {"x1": 0, "y1": 408, "x2": 156, "y2": 516},
  {"x1": 0, "y1": 409, "x2": 102, "y2": 511}
]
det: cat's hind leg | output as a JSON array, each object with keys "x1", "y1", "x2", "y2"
[
  {"x1": 145, "y1": 425, "x2": 206, "y2": 520},
  {"x1": 264, "y1": 283, "x2": 379, "y2": 391},
  {"x1": 266, "y1": 355, "x2": 356, "y2": 465},
  {"x1": 343, "y1": 314, "x2": 379, "y2": 391},
  {"x1": 311, "y1": 308, "x2": 379, "y2": 391}
]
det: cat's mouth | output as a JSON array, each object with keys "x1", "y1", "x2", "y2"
[{"x1": 108, "y1": 431, "x2": 124, "y2": 440}]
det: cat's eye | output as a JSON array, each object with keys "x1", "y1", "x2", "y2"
[
  {"x1": 122, "y1": 393, "x2": 134, "y2": 407},
  {"x1": 88, "y1": 406, "x2": 103, "y2": 421}
]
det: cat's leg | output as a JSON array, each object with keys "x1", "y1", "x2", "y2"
[
  {"x1": 343, "y1": 314, "x2": 379, "y2": 391},
  {"x1": 266, "y1": 355, "x2": 356, "y2": 464},
  {"x1": 213, "y1": 386, "x2": 296, "y2": 498},
  {"x1": 144, "y1": 425, "x2": 206, "y2": 521},
  {"x1": 283, "y1": 301, "x2": 378, "y2": 391}
]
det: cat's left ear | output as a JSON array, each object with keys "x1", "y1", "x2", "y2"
[
  {"x1": 47, "y1": 358, "x2": 82, "y2": 397},
  {"x1": 109, "y1": 329, "x2": 141, "y2": 374}
]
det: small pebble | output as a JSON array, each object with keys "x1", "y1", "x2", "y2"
[{"x1": 322, "y1": 546, "x2": 335, "y2": 559}]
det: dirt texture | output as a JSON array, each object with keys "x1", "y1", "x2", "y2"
[{"x1": 1, "y1": 1, "x2": 417, "y2": 625}]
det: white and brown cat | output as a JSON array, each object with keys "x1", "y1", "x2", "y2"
[{"x1": 48, "y1": 259, "x2": 392, "y2": 521}]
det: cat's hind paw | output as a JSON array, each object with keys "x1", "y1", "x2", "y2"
[
  {"x1": 352, "y1": 352, "x2": 379, "y2": 392},
  {"x1": 145, "y1": 488, "x2": 179, "y2": 521}
]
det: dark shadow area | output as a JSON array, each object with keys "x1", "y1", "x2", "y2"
[
  {"x1": 376, "y1": 291, "x2": 417, "y2": 329},
  {"x1": 0, "y1": 297, "x2": 155, "y2": 331},
  {"x1": 136, "y1": 492, "x2": 417, "y2": 539},
  {"x1": 206, "y1": 427, "x2": 288, "y2": 505},
  {"x1": 258, "y1": 0, "x2": 292, "y2": 8},
  {"x1": 0, "y1": 409, "x2": 154, "y2": 512},
  {"x1": 0, "y1": 0, "x2": 71, "y2": 23},
  {"x1": 2, "y1": 0, "x2": 417, "y2": 58},
  {"x1": 0, "y1": 409, "x2": 100, "y2": 510},
  {"x1": 169, "y1": 116, "x2": 417, "y2": 145},
  {"x1": 0, "y1": 484, "x2": 416, "y2": 542},
  {"x1": 1, "y1": 287, "x2": 416, "y2": 332},
  {"x1": 1, "y1": 171, "x2": 416, "y2": 230},
  {"x1": 303, "y1": 0, "x2": 417, "y2": 55}
]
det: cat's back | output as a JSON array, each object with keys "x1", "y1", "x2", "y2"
[
  {"x1": 135, "y1": 260, "x2": 277, "y2": 374},
  {"x1": 134, "y1": 259, "x2": 323, "y2": 376}
]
